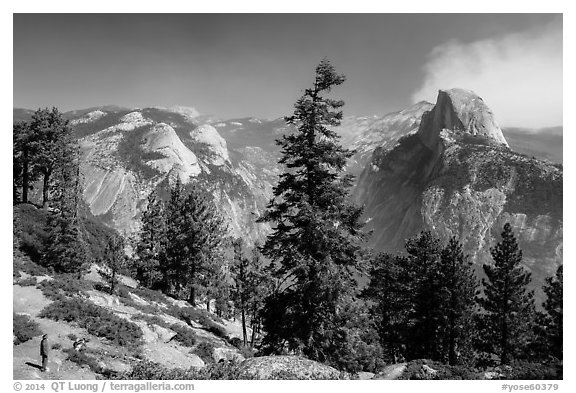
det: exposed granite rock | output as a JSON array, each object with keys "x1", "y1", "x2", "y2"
[
  {"x1": 238, "y1": 355, "x2": 341, "y2": 380},
  {"x1": 354, "y1": 89, "x2": 562, "y2": 298}
]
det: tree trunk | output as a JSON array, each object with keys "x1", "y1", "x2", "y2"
[
  {"x1": 22, "y1": 149, "x2": 29, "y2": 204},
  {"x1": 188, "y1": 285, "x2": 196, "y2": 306},
  {"x1": 42, "y1": 172, "x2": 50, "y2": 209},
  {"x1": 250, "y1": 321, "x2": 257, "y2": 348},
  {"x1": 241, "y1": 307, "x2": 247, "y2": 347},
  {"x1": 110, "y1": 269, "x2": 116, "y2": 295}
]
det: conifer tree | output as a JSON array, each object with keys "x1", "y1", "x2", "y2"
[
  {"x1": 42, "y1": 143, "x2": 88, "y2": 274},
  {"x1": 541, "y1": 264, "x2": 563, "y2": 360},
  {"x1": 363, "y1": 253, "x2": 412, "y2": 363},
  {"x1": 28, "y1": 108, "x2": 74, "y2": 209},
  {"x1": 438, "y1": 236, "x2": 479, "y2": 365},
  {"x1": 159, "y1": 179, "x2": 227, "y2": 304},
  {"x1": 403, "y1": 231, "x2": 444, "y2": 360},
  {"x1": 231, "y1": 238, "x2": 250, "y2": 347},
  {"x1": 259, "y1": 59, "x2": 366, "y2": 364},
  {"x1": 99, "y1": 233, "x2": 127, "y2": 294},
  {"x1": 13, "y1": 121, "x2": 40, "y2": 204},
  {"x1": 479, "y1": 223, "x2": 536, "y2": 365},
  {"x1": 135, "y1": 191, "x2": 165, "y2": 289}
]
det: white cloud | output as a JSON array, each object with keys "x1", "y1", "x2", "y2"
[{"x1": 412, "y1": 21, "x2": 562, "y2": 128}]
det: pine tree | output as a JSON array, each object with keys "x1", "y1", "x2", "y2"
[
  {"x1": 135, "y1": 191, "x2": 165, "y2": 289},
  {"x1": 159, "y1": 179, "x2": 227, "y2": 304},
  {"x1": 259, "y1": 59, "x2": 366, "y2": 365},
  {"x1": 403, "y1": 231, "x2": 444, "y2": 360},
  {"x1": 28, "y1": 108, "x2": 74, "y2": 209},
  {"x1": 230, "y1": 238, "x2": 250, "y2": 347},
  {"x1": 99, "y1": 233, "x2": 127, "y2": 294},
  {"x1": 42, "y1": 143, "x2": 89, "y2": 274},
  {"x1": 13, "y1": 121, "x2": 40, "y2": 204},
  {"x1": 479, "y1": 223, "x2": 536, "y2": 365},
  {"x1": 362, "y1": 253, "x2": 412, "y2": 363},
  {"x1": 438, "y1": 236, "x2": 479, "y2": 365},
  {"x1": 541, "y1": 264, "x2": 562, "y2": 360}
]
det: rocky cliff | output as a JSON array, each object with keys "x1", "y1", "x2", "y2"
[
  {"x1": 75, "y1": 107, "x2": 276, "y2": 242},
  {"x1": 354, "y1": 89, "x2": 562, "y2": 292}
]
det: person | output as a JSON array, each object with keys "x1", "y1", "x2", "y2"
[
  {"x1": 73, "y1": 338, "x2": 86, "y2": 352},
  {"x1": 40, "y1": 334, "x2": 49, "y2": 372}
]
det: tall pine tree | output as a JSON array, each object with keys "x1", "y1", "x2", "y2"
[
  {"x1": 29, "y1": 108, "x2": 74, "y2": 209},
  {"x1": 42, "y1": 142, "x2": 88, "y2": 274},
  {"x1": 135, "y1": 191, "x2": 165, "y2": 289},
  {"x1": 99, "y1": 233, "x2": 127, "y2": 294},
  {"x1": 259, "y1": 59, "x2": 366, "y2": 365},
  {"x1": 541, "y1": 264, "x2": 562, "y2": 360},
  {"x1": 438, "y1": 236, "x2": 479, "y2": 365},
  {"x1": 479, "y1": 223, "x2": 536, "y2": 365}
]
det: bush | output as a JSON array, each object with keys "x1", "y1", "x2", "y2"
[
  {"x1": 15, "y1": 276, "x2": 37, "y2": 286},
  {"x1": 499, "y1": 360, "x2": 562, "y2": 380},
  {"x1": 67, "y1": 333, "x2": 78, "y2": 341},
  {"x1": 194, "y1": 341, "x2": 215, "y2": 364},
  {"x1": 13, "y1": 313, "x2": 42, "y2": 345},
  {"x1": 399, "y1": 359, "x2": 481, "y2": 380},
  {"x1": 132, "y1": 313, "x2": 170, "y2": 329},
  {"x1": 238, "y1": 345, "x2": 255, "y2": 359},
  {"x1": 51, "y1": 343, "x2": 62, "y2": 350},
  {"x1": 116, "y1": 359, "x2": 253, "y2": 380},
  {"x1": 38, "y1": 274, "x2": 93, "y2": 301},
  {"x1": 197, "y1": 315, "x2": 228, "y2": 339},
  {"x1": 169, "y1": 324, "x2": 197, "y2": 347},
  {"x1": 39, "y1": 298, "x2": 143, "y2": 348},
  {"x1": 63, "y1": 348, "x2": 117, "y2": 378}
]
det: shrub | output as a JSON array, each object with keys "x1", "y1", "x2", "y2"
[
  {"x1": 499, "y1": 360, "x2": 562, "y2": 380},
  {"x1": 38, "y1": 274, "x2": 93, "y2": 301},
  {"x1": 63, "y1": 348, "x2": 117, "y2": 378},
  {"x1": 13, "y1": 313, "x2": 42, "y2": 345},
  {"x1": 51, "y1": 343, "x2": 62, "y2": 350},
  {"x1": 197, "y1": 315, "x2": 228, "y2": 339},
  {"x1": 67, "y1": 333, "x2": 78, "y2": 341},
  {"x1": 194, "y1": 341, "x2": 215, "y2": 364},
  {"x1": 116, "y1": 359, "x2": 253, "y2": 380},
  {"x1": 15, "y1": 276, "x2": 37, "y2": 286},
  {"x1": 169, "y1": 324, "x2": 197, "y2": 347},
  {"x1": 39, "y1": 298, "x2": 143, "y2": 348},
  {"x1": 399, "y1": 359, "x2": 481, "y2": 380},
  {"x1": 238, "y1": 345, "x2": 255, "y2": 359},
  {"x1": 132, "y1": 314, "x2": 170, "y2": 329}
]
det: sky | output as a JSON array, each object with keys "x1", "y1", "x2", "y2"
[{"x1": 13, "y1": 14, "x2": 562, "y2": 128}]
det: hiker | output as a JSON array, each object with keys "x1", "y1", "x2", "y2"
[
  {"x1": 40, "y1": 334, "x2": 49, "y2": 372},
  {"x1": 73, "y1": 338, "x2": 87, "y2": 352}
]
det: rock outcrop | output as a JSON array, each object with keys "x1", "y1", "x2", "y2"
[
  {"x1": 354, "y1": 89, "x2": 562, "y2": 296},
  {"x1": 75, "y1": 107, "x2": 273, "y2": 242},
  {"x1": 238, "y1": 355, "x2": 341, "y2": 379},
  {"x1": 418, "y1": 89, "x2": 509, "y2": 150}
]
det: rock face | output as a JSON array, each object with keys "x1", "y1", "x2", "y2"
[
  {"x1": 338, "y1": 101, "x2": 434, "y2": 176},
  {"x1": 75, "y1": 107, "x2": 274, "y2": 242},
  {"x1": 418, "y1": 89, "x2": 509, "y2": 150},
  {"x1": 238, "y1": 355, "x2": 341, "y2": 379},
  {"x1": 354, "y1": 89, "x2": 562, "y2": 296}
]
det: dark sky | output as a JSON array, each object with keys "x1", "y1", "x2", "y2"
[{"x1": 13, "y1": 14, "x2": 561, "y2": 125}]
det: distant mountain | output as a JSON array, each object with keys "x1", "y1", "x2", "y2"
[
  {"x1": 55, "y1": 107, "x2": 278, "y2": 242},
  {"x1": 502, "y1": 127, "x2": 562, "y2": 164},
  {"x1": 353, "y1": 89, "x2": 562, "y2": 296},
  {"x1": 13, "y1": 97, "x2": 562, "y2": 292}
]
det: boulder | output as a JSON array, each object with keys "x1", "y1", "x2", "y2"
[
  {"x1": 213, "y1": 347, "x2": 244, "y2": 363},
  {"x1": 238, "y1": 355, "x2": 341, "y2": 380}
]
